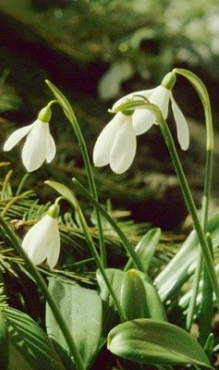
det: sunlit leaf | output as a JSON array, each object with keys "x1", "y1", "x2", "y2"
[
  {"x1": 125, "y1": 228, "x2": 161, "y2": 272},
  {"x1": 108, "y1": 319, "x2": 212, "y2": 368},
  {"x1": 46, "y1": 277, "x2": 102, "y2": 369}
]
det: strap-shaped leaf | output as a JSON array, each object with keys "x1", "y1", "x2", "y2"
[{"x1": 108, "y1": 319, "x2": 212, "y2": 368}]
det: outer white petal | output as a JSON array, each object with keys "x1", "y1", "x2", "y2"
[
  {"x1": 45, "y1": 128, "x2": 56, "y2": 163},
  {"x1": 112, "y1": 88, "x2": 156, "y2": 110},
  {"x1": 22, "y1": 215, "x2": 60, "y2": 268},
  {"x1": 132, "y1": 109, "x2": 155, "y2": 135},
  {"x1": 22, "y1": 216, "x2": 52, "y2": 265},
  {"x1": 3, "y1": 123, "x2": 34, "y2": 151},
  {"x1": 149, "y1": 85, "x2": 170, "y2": 120},
  {"x1": 109, "y1": 116, "x2": 136, "y2": 174},
  {"x1": 93, "y1": 113, "x2": 123, "y2": 167},
  {"x1": 170, "y1": 92, "x2": 190, "y2": 150},
  {"x1": 46, "y1": 221, "x2": 61, "y2": 269},
  {"x1": 22, "y1": 120, "x2": 47, "y2": 172}
]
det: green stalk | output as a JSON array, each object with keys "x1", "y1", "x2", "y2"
[
  {"x1": 157, "y1": 112, "x2": 219, "y2": 311},
  {"x1": 173, "y1": 69, "x2": 214, "y2": 330},
  {"x1": 198, "y1": 233, "x2": 213, "y2": 345},
  {"x1": 68, "y1": 191, "x2": 127, "y2": 322},
  {"x1": 73, "y1": 178, "x2": 145, "y2": 273},
  {"x1": 0, "y1": 215, "x2": 86, "y2": 370},
  {"x1": 45, "y1": 80, "x2": 107, "y2": 267}
]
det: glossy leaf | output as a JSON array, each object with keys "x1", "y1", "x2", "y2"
[
  {"x1": 134, "y1": 270, "x2": 166, "y2": 321},
  {"x1": 125, "y1": 228, "x2": 161, "y2": 272},
  {"x1": 46, "y1": 277, "x2": 102, "y2": 369},
  {"x1": 96, "y1": 268, "x2": 125, "y2": 335},
  {"x1": 108, "y1": 319, "x2": 212, "y2": 368},
  {"x1": 120, "y1": 269, "x2": 149, "y2": 320}
]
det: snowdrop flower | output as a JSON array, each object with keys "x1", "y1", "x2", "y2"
[
  {"x1": 93, "y1": 71, "x2": 189, "y2": 174},
  {"x1": 3, "y1": 104, "x2": 56, "y2": 172},
  {"x1": 113, "y1": 72, "x2": 190, "y2": 150},
  {"x1": 93, "y1": 111, "x2": 137, "y2": 174},
  {"x1": 22, "y1": 203, "x2": 60, "y2": 269}
]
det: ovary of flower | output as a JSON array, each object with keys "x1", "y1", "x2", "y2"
[
  {"x1": 113, "y1": 85, "x2": 190, "y2": 151},
  {"x1": 22, "y1": 214, "x2": 60, "y2": 269},
  {"x1": 3, "y1": 119, "x2": 56, "y2": 172},
  {"x1": 93, "y1": 111, "x2": 136, "y2": 174}
]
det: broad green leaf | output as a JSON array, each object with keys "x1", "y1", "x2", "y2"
[
  {"x1": 108, "y1": 319, "x2": 212, "y2": 368},
  {"x1": 120, "y1": 270, "x2": 149, "y2": 320},
  {"x1": 3, "y1": 306, "x2": 65, "y2": 370},
  {"x1": 46, "y1": 277, "x2": 102, "y2": 369},
  {"x1": 97, "y1": 268, "x2": 166, "y2": 329},
  {"x1": 0, "y1": 308, "x2": 9, "y2": 370},
  {"x1": 96, "y1": 268, "x2": 125, "y2": 335},
  {"x1": 125, "y1": 228, "x2": 161, "y2": 272},
  {"x1": 134, "y1": 270, "x2": 166, "y2": 321}
]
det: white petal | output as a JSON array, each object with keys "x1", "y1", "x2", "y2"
[
  {"x1": 22, "y1": 215, "x2": 60, "y2": 268},
  {"x1": 170, "y1": 93, "x2": 190, "y2": 150},
  {"x1": 22, "y1": 120, "x2": 47, "y2": 172},
  {"x1": 109, "y1": 116, "x2": 136, "y2": 174},
  {"x1": 22, "y1": 216, "x2": 51, "y2": 265},
  {"x1": 149, "y1": 85, "x2": 170, "y2": 120},
  {"x1": 112, "y1": 88, "x2": 156, "y2": 110},
  {"x1": 45, "y1": 129, "x2": 56, "y2": 163},
  {"x1": 46, "y1": 223, "x2": 61, "y2": 269},
  {"x1": 3, "y1": 123, "x2": 34, "y2": 151},
  {"x1": 93, "y1": 113, "x2": 123, "y2": 167},
  {"x1": 132, "y1": 109, "x2": 155, "y2": 135}
]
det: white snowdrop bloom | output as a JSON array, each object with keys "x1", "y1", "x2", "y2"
[
  {"x1": 93, "y1": 71, "x2": 189, "y2": 174},
  {"x1": 113, "y1": 74, "x2": 190, "y2": 151},
  {"x1": 22, "y1": 204, "x2": 60, "y2": 269},
  {"x1": 3, "y1": 106, "x2": 56, "y2": 172},
  {"x1": 93, "y1": 111, "x2": 137, "y2": 174}
]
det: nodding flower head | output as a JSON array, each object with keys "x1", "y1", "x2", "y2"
[
  {"x1": 22, "y1": 203, "x2": 61, "y2": 269},
  {"x1": 93, "y1": 71, "x2": 189, "y2": 174},
  {"x1": 3, "y1": 105, "x2": 56, "y2": 172}
]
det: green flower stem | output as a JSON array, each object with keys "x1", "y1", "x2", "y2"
[
  {"x1": 173, "y1": 68, "x2": 214, "y2": 230},
  {"x1": 67, "y1": 190, "x2": 127, "y2": 322},
  {"x1": 198, "y1": 233, "x2": 213, "y2": 345},
  {"x1": 73, "y1": 178, "x2": 145, "y2": 273},
  {"x1": 45, "y1": 80, "x2": 107, "y2": 267},
  {"x1": 0, "y1": 215, "x2": 86, "y2": 370},
  {"x1": 173, "y1": 68, "x2": 214, "y2": 330},
  {"x1": 157, "y1": 112, "x2": 219, "y2": 311}
]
